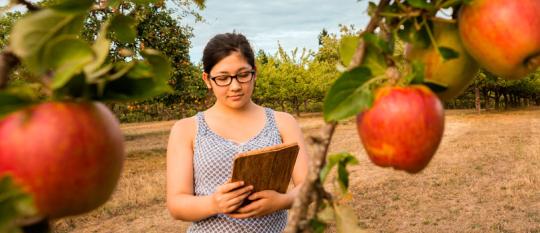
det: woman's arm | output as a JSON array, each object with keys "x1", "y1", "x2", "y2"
[
  {"x1": 166, "y1": 118, "x2": 215, "y2": 221},
  {"x1": 166, "y1": 118, "x2": 253, "y2": 221}
]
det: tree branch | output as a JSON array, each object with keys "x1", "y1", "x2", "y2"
[
  {"x1": 15, "y1": 0, "x2": 40, "y2": 12},
  {"x1": 284, "y1": 1, "x2": 390, "y2": 232},
  {"x1": 0, "y1": 48, "x2": 20, "y2": 89}
]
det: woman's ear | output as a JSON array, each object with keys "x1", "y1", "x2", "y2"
[{"x1": 202, "y1": 72, "x2": 212, "y2": 89}]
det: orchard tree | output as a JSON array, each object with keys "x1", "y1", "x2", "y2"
[
  {"x1": 285, "y1": 0, "x2": 539, "y2": 232},
  {"x1": 0, "y1": 0, "x2": 201, "y2": 232}
]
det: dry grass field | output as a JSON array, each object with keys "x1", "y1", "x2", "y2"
[{"x1": 53, "y1": 108, "x2": 540, "y2": 233}]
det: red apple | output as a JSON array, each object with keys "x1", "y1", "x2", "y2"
[
  {"x1": 458, "y1": 0, "x2": 540, "y2": 80},
  {"x1": 356, "y1": 85, "x2": 444, "y2": 173},
  {"x1": 405, "y1": 21, "x2": 479, "y2": 101},
  {"x1": 0, "y1": 101, "x2": 124, "y2": 219}
]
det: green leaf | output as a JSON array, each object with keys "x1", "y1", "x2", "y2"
[
  {"x1": 9, "y1": 9, "x2": 85, "y2": 74},
  {"x1": 362, "y1": 44, "x2": 387, "y2": 76},
  {"x1": 398, "y1": 19, "x2": 430, "y2": 48},
  {"x1": 438, "y1": 46, "x2": 459, "y2": 60},
  {"x1": 323, "y1": 67, "x2": 374, "y2": 122},
  {"x1": 339, "y1": 36, "x2": 359, "y2": 67},
  {"x1": 98, "y1": 53, "x2": 172, "y2": 101},
  {"x1": 363, "y1": 33, "x2": 391, "y2": 54},
  {"x1": 317, "y1": 203, "x2": 335, "y2": 223},
  {"x1": 0, "y1": 92, "x2": 36, "y2": 119},
  {"x1": 84, "y1": 20, "x2": 111, "y2": 78},
  {"x1": 367, "y1": 2, "x2": 377, "y2": 17},
  {"x1": 320, "y1": 153, "x2": 344, "y2": 183},
  {"x1": 405, "y1": 60, "x2": 425, "y2": 85},
  {"x1": 320, "y1": 152, "x2": 358, "y2": 188},
  {"x1": 43, "y1": 36, "x2": 95, "y2": 89},
  {"x1": 141, "y1": 49, "x2": 172, "y2": 82},
  {"x1": 110, "y1": 15, "x2": 136, "y2": 43},
  {"x1": 50, "y1": 0, "x2": 94, "y2": 13},
  {"x1": 0, "y1": 175, "x2": 37, "y2": 233},
  {"x1": 406, "y1": 0, "x2": 434, "y2": 10},
  {"x1": 309, "y1": 218, "x2": 327, "y2": 233},
  {"x1": 337, "y1": 164, "x2": 349, "y2": 193},
  {"x1": 108, "y1": 0, "x2": 122, "y2": 8},
  {"x1": 333, "y1": 204, "x2": 366, "y2": 233},
  {"x1": 423, "y1": 80, "x2": 449, "y2": 93}
]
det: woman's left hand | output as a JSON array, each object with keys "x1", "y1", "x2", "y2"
[{"x1": 226, "y1": 190, "x2": 289, "y2": 219}]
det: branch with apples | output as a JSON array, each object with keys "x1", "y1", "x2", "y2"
[
  {"x1": 0, "y1": 0, "x2": 175, "y2": 232},
  {"x1": 286, "y1": 0, "x2": 539, "y2": 232}
]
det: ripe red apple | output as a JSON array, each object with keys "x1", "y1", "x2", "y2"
[
  {"x1": 405, "y1": 21, "x2": 479, "y2": 101},
  {"x1": 458, "y1": 0, "x2": 540, "y2": 80},
  {"x1": 356, "y1": 85, "x2": 444, "y2": 173},
  {"x1": 0, "y1": 101, "x2": 124, "y2": 219}
]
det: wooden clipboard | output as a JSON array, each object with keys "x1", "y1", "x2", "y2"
[{"x1": 230, "y1": 142, "x2": 299, "y2": 194}]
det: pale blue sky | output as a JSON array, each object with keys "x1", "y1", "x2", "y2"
[
  {"x1": 185, "y1": 0, "x2": 370, "y2": 63},
  {"x1": 0, "y1": 0, "x2": 371, "y2": 64}
]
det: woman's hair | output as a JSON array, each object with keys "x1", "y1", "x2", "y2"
[{"x1": 202, "y1": 33, "x2": 255, "y2": 73}]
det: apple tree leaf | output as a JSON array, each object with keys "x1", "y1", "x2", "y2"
[
  {"x1": 363, "y1": 33, "x2": 392, "y2": 54},
  {"x1": 50, "y1": 0, "x2": 94, "y2": 13},
  {"x1": 339, "y1": 36, "x2": 359, "y2": 67},
  {"x1": 110, "y1": 14, "x2": 136, "y2": 43},
  {"x1": 404, "y1": 60, "x2": 425, "y2": 85},
  {"x1": 97, "y1": 51, "x2": 172, "y2": 101},
  {"x1": 438, "y1": 46, "x2": 459, "y2": 60},
  {"x1": 334, "y1": 204, "x2": 367, "y2": 233},
  {"x1": 0, "y1": 91, "x2": 37, "y2": 119},
  {"x1": 398, "y1": 18, "x2": 430, "y2": 48},
  {"x1": 43, "y1": 36, "x2": 95, "y2": 89},
  {"x1": 424, "y1": 80, "x2": 449, "y2": 93},
  {"x1": 323, "y1": 67, "x2": 374, "y2": 122},
  {"x1": 309, "y1": 218, "x2": 326, "y2": 233},
  {"x1": 84, "y1": 20, "x2": 111, "y2": 79},
  {"x1": 9, "y1": 9, "x2": 85, "y2": 74},
  {"x1": 0, "y1": 175, "x2": 37, "y2": 233},
  {"x1": 405, "y1": 0, "x2": 434, "y2": 10},
  {"x1": 320, "y1": 152, "x2": 358, "y2": 193}
]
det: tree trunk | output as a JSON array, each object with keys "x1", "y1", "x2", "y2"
[
  {"x1": 475, "y1": 86, "x2": 481, "y2": 113},
  {"x1": 482, "y1": 89, "x2": 489, "y2": 110},
  {"x1": 504, "y1": 93, "x2": 510, "y2": 109}
]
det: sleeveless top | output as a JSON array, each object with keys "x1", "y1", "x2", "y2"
[{"x1": 187, "y1": 108, "x2": 288, "y2": 233}]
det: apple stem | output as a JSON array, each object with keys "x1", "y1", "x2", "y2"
[{"x1": 21, "y1": 218, "x2": 51, "y2": 233}]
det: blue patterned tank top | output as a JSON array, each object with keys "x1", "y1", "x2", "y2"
[{"x1": 187, "y1": 107, "x2": 288, "y2": 233}]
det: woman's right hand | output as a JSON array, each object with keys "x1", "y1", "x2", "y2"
[{"x1": 211, "y1": 181, "x2": 253, "y2": 214}]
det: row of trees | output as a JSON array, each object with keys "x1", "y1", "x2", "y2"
[{"x1": 1, "y1": 8, "x2": 539, "y2": 123}]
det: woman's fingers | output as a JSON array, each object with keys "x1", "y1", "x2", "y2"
[{"x1": 217, "y1": 181, "x2": 245, "y2": 193}]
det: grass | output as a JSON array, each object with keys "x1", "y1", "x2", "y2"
[{"x1": 54, "y1": 108, "x2": 540, "y2": 233}]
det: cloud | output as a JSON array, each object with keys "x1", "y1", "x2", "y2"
[{"x1": 188, "y1": 0, "x2": 370, "y2": 63}]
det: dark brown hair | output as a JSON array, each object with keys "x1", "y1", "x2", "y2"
[{"x1": 202, "y1": 33, "x2": 255, "y2": 73}]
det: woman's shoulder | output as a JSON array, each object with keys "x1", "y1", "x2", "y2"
[
  {"x1": 170, "y1": 115, "x2": 198, "y2": 138},
  {"x1": 270, "y1": 110, "x2": 299, "y2": 128}
]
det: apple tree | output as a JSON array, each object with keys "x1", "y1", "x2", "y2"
[{"x1": 285, "y1": 0, "x2": 539, "y2": 232}]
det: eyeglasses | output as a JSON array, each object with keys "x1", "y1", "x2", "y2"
[{"x1": 209, "y1": 70, "x2": 255, "y2": 87}]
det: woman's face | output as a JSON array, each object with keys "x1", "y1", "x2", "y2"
[{"x1": 203, "y1": 52, "x2": 256, "y2": 109}]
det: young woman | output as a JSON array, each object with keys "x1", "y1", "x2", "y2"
[{"x1": 166, "y1": 33, "x2": 309, "y2": 232}]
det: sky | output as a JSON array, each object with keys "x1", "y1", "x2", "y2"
[
  {"x1": 0, "y1": 0, "x2": 371, "y2": 64},
  {"x1": 184, "y1": 0, "x2": 370, "y2": 63}
]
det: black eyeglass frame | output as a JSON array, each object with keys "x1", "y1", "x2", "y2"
[{"x1": 209, "y1": 70, "x2": 256, "y2": 87}]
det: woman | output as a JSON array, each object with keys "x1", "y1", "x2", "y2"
[{"x1": 166, "y1": 32, "x2": 309, "y2": 232}]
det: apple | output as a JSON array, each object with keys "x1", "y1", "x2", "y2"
[
  {"x1": 458, "y1": 0, "x2": 540, "y2": 80},
  {"x1": 0, "y1": 101, "x2": 124, "y2": 219},
  {"x1": 405, "y1": 21, "x2": 479, "y2": 101},
  {"x1": 356, "y1": 85, "x2": 444, "y2": 173}
]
